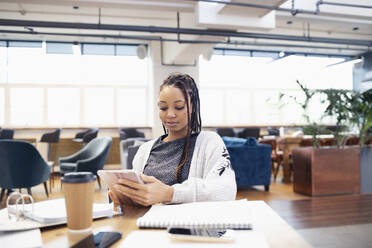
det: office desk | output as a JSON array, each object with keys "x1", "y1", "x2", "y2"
[{"x1": 42, "y1": 201, "x2": 311, "y2": 248}]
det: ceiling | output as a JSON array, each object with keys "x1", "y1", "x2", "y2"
[{"x1": 0, "y1": 0, "x2": 371, "y2": 62}]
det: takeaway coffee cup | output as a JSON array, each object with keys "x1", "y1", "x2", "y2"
[{"x1": 61, "y1": 172, "x2": 96, "y2": 232}]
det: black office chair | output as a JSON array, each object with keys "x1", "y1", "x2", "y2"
[
  {"x1": 216, "y1": 128, "x2": 236, "y2": 137},
  {"x1": 40, "y1": 128, "x2": 61, "y2": 143},
  {"x1": 0, "y1": 128, "x2": 15, "y2": 139},
  {"x1": 119, "y1": 128, "x2": 145, "y2": 141},
  {"x1": 40, "y1": 128, "x2": 61, "y2": 161},
  {"x1": 0, "y1": 140, "x2": 51, "y2": 201},
  {"x1": 267, "y1": 127, "x2": 280, "y2": 136},
  {"x1": 59, "y1": 137, "x2": 112, "y2": 188},
  {"x1": 73, "y1": 128, "x2": 99, "y2": 144},
  {"x1": 238, "y1": 127, "x2": 260, "y2": 139}
]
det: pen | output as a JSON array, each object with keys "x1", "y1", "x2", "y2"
[{"x1": 231, "y1": 227, "x2": 253, "y2": 230}]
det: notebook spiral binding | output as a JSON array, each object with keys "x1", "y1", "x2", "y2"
[
  {"x1": 6, "y1": 192, "x2": 34, "y2": 221},
  {"x1": 138, "y1": 220, "x2": 252, "y2": 229}
]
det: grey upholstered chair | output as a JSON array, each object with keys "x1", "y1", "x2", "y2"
[
  {"x1": 59, "y1": 136, "x2": 112, "y2": 188},
  {"x1": 0, "y1": 140, "x2": 51, "y2": 200},
  {"x1": 0, "y1": 128, "x2": 15, "y2": 139},
  {"x1": 238, "y1": 127, "x2": 260, "y2": 139},
  {"x1": 119, "y1": 128, "x2": 145, "y2": 141},
  {"x1": 119, "y1": 138, "x2": 149, "y2": 169},
  {"x1": 73, "y1": 128, "x2": 99, "y2": 144},
  {"x1": 40, "y1": 128, "x2": 61, "y2": 161},
  {"x1": 216, "y1": 128, "x2": 236, "y2": 137},
  {"x1": 267, "y1": 127, "x2": 280, "y2": 136},
  {"x1": 40, "y1": 128, "x2": 61, "y2": 143}
]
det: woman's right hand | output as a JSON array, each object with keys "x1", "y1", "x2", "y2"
[
  {"x1": 108, "y1": 190, "x2": 136, "y2": 210},
  {"x1": 108, "y1": 191, "x2": 120, "y2": 211}
]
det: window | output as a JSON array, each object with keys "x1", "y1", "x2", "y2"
[
  {"x1": 199, "y1": 54, "x2": 353, "y2": 126},
  {"x1": 47, "y1": 88, "x2": 80, "y2": 126},
  {"x1": 117, "y1": 88, "x2": 147, "y2": 126},
  {"x1": 7, "y1": 42, "x2": 44, "y2": 84},
  {"x1": 84, "y1": 88, "x2": 115, "y2": 126},
  {"x1": 78, "y1": 55, "x2": 147, "y2": 85},
  {"x1": 251, "y1": 90, "x2": 281, "y2": 124},
  {"x1": 199, "y1": 89, "x2": 225, "y2": 126},
  {"x1": 0, "y1": 41, "x2": 150, "y2": 127},
  {"x1": 46, "y1": 42, "x2": 73, "y2": 54},
  {"x1": 225, "y1": 90, "x2": 253, "y2": 125},
  {"x1": 10, "y1": 88, "x2": 43, "y2": 126}
]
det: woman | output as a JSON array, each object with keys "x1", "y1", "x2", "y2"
[{"x1": 111, "y1": 73, "x2": 236, "y2": 206}]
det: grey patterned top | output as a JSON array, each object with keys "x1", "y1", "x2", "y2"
[{"x1": 143, "y1": 133, "x2": 199, "y2": 185}]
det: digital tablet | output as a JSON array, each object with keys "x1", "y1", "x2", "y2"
[{"x1": 97, "y1": 170, "x2": 144, "y2": 203}]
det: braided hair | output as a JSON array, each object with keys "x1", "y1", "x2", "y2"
[{"x1": 160, "y1": 73, "x2": 202, "y2": 183}]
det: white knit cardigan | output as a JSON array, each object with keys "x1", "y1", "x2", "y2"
[{"x1": 132, "y1": 131, "x2": 237, "y2": 203}]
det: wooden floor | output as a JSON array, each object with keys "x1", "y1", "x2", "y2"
[
  {"x1": 268, "y1": 194, "x2": 372, "y2": 229},
  {"x1": 236, "y1": 180, "x2": 309, "y2": 202}
]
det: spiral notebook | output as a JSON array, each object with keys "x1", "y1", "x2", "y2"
[
  {"x1": 136, "y1": 199, "x2": 252, "y2": 229},
  {"x1": 6, "y1": 198, "x2": 113, "y2": 224}
]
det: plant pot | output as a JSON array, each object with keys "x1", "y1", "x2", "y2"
[
  {"x1": 361, "y1": 146, "x2": 372, "y2": 193},
  {"x1": 292, "y1": 146, "x2": 360, "y2": 196}
]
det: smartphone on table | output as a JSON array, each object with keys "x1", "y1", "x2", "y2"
[
  {"x1": 167, "y1": 227, "x2": 235, "y2": 242},
  {"x1": 71, "y1": 231, "x2": 122, "y2": 248}
]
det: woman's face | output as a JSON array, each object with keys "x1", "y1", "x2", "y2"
[{"x1": 158, "y1": 85, "x2": 190, "y2": 137}]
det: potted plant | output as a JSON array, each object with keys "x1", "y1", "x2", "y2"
[
  {"x1": 318, "y1": 89, "x2": 351, "y2": 147},
  {"x1": 347, "y1": 89, "x2": 372, "y2": 146},
  {"x1": 288, "y1": 81, "x2": 360, "y2": 196},
  {"x1": 279, "y1": 80, "x2": 325, "y2": 147},
  {"x1": 277, "y1": 80, "x2": 323, "y2": 183}
]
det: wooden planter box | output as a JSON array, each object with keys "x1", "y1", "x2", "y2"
[{"x1": 292, "y1": 146, "x2": 360, "y2": 196}]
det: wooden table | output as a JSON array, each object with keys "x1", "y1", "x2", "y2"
[
  {"x1": 14, "y1": 137, "x2": 37, "y2": 144},
  {"x1": 277, "y1": 137, "x2": 302, "y2": 183},
  {"x1": 41, "y1": 201, "x2": 311, "y2": 248}
]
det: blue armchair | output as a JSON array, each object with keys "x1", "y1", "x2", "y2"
[
  {"x1": 222, "y1": 136, "x2": 271, "y2": 191},
  {"x1": 0, "y1": 140, "x2": 51, "y2": 200},
  {"x1": 59, "y1": 137, "x2": 112, "y2": 189}
]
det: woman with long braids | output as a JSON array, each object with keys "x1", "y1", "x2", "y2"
[{"x1": 111, "y1": 73, "x2": 236, "y2": 206}]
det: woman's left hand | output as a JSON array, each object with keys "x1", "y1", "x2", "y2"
[{"x1": 114, "y1": 174, "x2": 174, "y2": 206}]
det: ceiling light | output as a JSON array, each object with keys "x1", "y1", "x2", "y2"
[
  {"x1": 136, "y1": 45, "x2": 147, "y2": 59},
  {"x1": 24, "y1": 27, "x2": 34, "y2": 32},
  {"x1": 72, "y1": 43, "x2": 80, "y2": 55},
  {"x1": 279, "y1": 51, "x2": 285, "y2": 57},
  {"x1": 202, "y1": 47, "x2": 214, "y2": 61}
]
